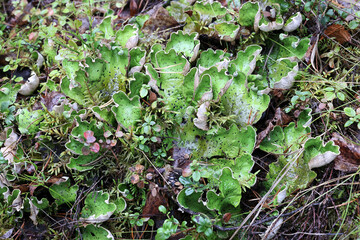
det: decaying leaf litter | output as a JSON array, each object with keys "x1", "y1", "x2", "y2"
[{"x1": 0, "y1": 0, "x2": 360, "y2": 239}]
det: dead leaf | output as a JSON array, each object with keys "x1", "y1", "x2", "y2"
[
  {"x1": 331, "y1": 133, "x2": 360, "y2": 172},
  {"x1": 223, "y1": 213, "x2": 232, "y2": 223},
  {"x1": 81, "y1": 146, "x2": 90, "y2": 155},
  {"x1": 47, "y1": 8, "x2": 54, "y2": 17},
  {"x1": 142, "y1": 7, "x2": 180, "y2": 39},
  {"x1": 255, "y1": 108, "x2": 292, "y2": 148},
  {"x1": 0, "y1": 129, "x2": 23, "y2": 173},
  {"x1": 45, "y1": 174, "x2": 64, "y2": 184},
  {"x1": 142, "y1": 183, "x2": 169, "y2": 217},
  {"x1": 172, "y1": 147, "x2": 191, "y2": 169},
  {"x1": 137, "y1": 181, "x2": 145, "y2": 189},
  {"x1": 182, "y1": 166, "x2": 192, "y2": 177},
  {"x1": 33, "y1": 91, "x2": 66, "y2": 113},
  {"x1": 26, "y1": 164, "x2": 36, "y2": 174},
  {"x1": 304, "y1": 34, "x2": 318, "y2": 64},
  {"x1": 129, "y1": 164, "x2": 145, "y2": 174},
  {"x1": 28, "y1": 32, "x2": 38, "y2": 41},
  {"x1": 9, "y1": 2, "x2": 33, "y2": 27},
  {"x1": 29, "y1": 185, "x2": 37, "y2": 196},
  {"x1": 135, "y1": 164, "x2": 145, "y2": 174},
  {"x1": 194, "y1": 101, "x2": 210, "y2": 131},
  {"x1": 146, "y1": 173, "x2": 153, "y2": 180},
  {"x1": 130, "y1": 0, "x2": 138, "y2": 16},
  {"x1": 130, "y1": 174, "x2": 140, "y2": 184},
  {"x1": 149, "y1": 91, "x2": 157, "y2": 104},
  {"x1": 323, "y1": 24, "x2": 351, "y2": 44},
  {"x1": 14, "y1": 184, "x2": 29, "y2": 193}
]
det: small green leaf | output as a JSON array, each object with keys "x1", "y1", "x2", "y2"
[
  {"x1": 185, "y1": 188, "x2": 194, "y2": 196},
  {"x1": 193, "y1": 1, "x2": 226, "y2": 23},
  {"x1": 344, "y1": 120, "x2": 354, "y2": 127},
  {"x1": 213, "y1": 22, "x2": 240, "y2": 42},
  {"x1": 17, "y1": 109, "x2": 44, "y2": 135},
  {"x1": 159, "y1": 205, "x2": 167, "y2": 214},
  {"x1": 344, "y1": 107, "x2": 356, "y2": 117},
  {"x1": 140, "y1": 87, "x2": 148, "y2": 98},
  {"x1": 337, "y1": 92, "x2": 345, "y2": 101},
  {"x1": 192, "y1": 171, "x2": 201, "y2": 182},
  {"x1": 349, "y1": 20, "x2": 359, "y2": 30},
  {"x1": 115, "y1": 25, "x2": 139, "y2": 48}
]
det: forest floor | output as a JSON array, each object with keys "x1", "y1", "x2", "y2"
[{"x1": 1, "y1": 0, "x2": 360, "y2": 239}]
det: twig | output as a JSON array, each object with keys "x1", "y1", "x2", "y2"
[
  {"x1": 214, "y1": 202, "x2": 321, "y2": 231},
  {"x1": 135, "y1": 147, "x2": 173, "y2": 190}
]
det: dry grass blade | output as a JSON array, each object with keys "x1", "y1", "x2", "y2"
[{"x1": 230, "y1": 149, "x2": 304, "y2": 239}]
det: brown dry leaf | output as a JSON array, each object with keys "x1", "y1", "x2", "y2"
[
  {"x1": 223, "y1": 213, "x2": 232, "y2": 223},
  {"x1": 137, "y1": 181, "x2": 145, "y2": 189},
  {"x1": 28, "y1": 32, "x2": 38, "y2": 41},
  {"x1": 33, "y1": 92, "x2": 66, "y2": 113},
  {"x1": 135, "y1": 164, "x2": 145, "y2": 174},
  {"x1": 331, "y1": 133, "x2": 360, "y2": 172},
  {"x1": 9, "y1": 2, "x2": 33, "y2": 27},
  {"x1": 149, "y1": 91, "x2": 157, "y2": 104},
  {"x1": 46, "y1": 174, "x2": 64, "y2": 184},
  {"x1": 142, "y1": 7, "x2": 180, "y2": 39},
  {"x1": 142, "y1": 183, "x2": 169, "y2": 217},
  {"x1": 255, "y1": 108, "x2": 292, "y2": 148},
  {"x1": 130, "y1": 0, "x2": 138, "y2": 16},
  {"x1": 130, "y1": 174, "x2": 140, "y2": 184},
  {"x1": 29, "y1": 185, "x2": 37, "y2": 196},
  {"x1": 304, "y1": 34, "x2": 318, "y2": 64},
  {"x1": 323, "y1": 24, "x2": 351, "y2": 44},
  {"x1": 172, "y1": 147, "x2": 191, "y2": 169},
  {"x1": 14, "y1": 184, "x2": 29, "y2": 193}
]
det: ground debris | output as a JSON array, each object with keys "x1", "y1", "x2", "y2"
[{"x1": 332, "y1": 132, "x2": 360, "y2": 172}]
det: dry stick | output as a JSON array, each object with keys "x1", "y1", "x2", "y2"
[
  {"x1": 12, "y1": 221, "x2": 25, "y2": 240},
  {"x1": 229, "y1": 149, "x2": 304, "y2": 240},
  {"x1": 214, "y1": 202, "x2": 321, "y2": 231},
  {"x1": 135, "y1": 147, "x2": 172, "y2": 189}
]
